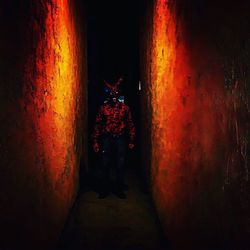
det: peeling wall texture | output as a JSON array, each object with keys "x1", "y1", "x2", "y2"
[
  {"x1": 141, "y1": 0, "x2": 250, "y2": 248},
  {"x1": 0, "y1": 1, "x2": 86, "y2": 249}
]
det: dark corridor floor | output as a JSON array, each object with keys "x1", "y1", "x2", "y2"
[{"x1": 58, "y1": 168, "x2": 168, "y2": 250}]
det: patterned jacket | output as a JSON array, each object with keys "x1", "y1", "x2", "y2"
[{"x1": 92, "y1": 101, "x2": 135, "y2": 144}]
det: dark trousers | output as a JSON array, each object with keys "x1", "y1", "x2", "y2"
[{"x1": 99, "y1": 134, "x2": 126, "y2": 191}]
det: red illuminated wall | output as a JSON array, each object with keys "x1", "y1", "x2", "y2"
[
  {"x1": 141, "y1": 0, "x2": 250, "y2": 248},
  {"x1": 0, "y1": 1, "x2": 87, "y2": 249}
]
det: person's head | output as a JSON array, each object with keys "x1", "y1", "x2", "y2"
[{"x1": 104, "y1": 75, "x2": 124, "y2": 97}]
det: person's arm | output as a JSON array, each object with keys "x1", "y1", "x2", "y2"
[
  {"x1": 92, "y1": 106, "x2": 104, "y2": 152},
  {"x1": 126, "y1": 106, "x2": 135, "y2": 149}
]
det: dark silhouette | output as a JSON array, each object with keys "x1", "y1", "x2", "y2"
[{"x1": 92, "y1": 77, "x2": 135, "y2": 199}]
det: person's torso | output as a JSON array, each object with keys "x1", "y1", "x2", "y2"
[{"x1": 101, "y1": 102, "x2": 128, "y2": 135}]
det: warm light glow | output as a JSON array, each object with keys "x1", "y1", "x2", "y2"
[
  {"x1": 151, "y1": 0, "x2": 180, "y2": 199},
  {"x1": 150, "y1": 0, "x2": 227, "y2": 237},
  {"x1": 142, "y1": 0, "x2": 246, "y2": 247},
  {"x1": 24, "y1": 0, "x2": 80, "y2": 202}
]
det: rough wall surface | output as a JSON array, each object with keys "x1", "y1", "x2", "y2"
[
  {"x1": 0, "y1": 1, "x2": 86, "y2": 249},
  {"x1": 141, "y1": 0, "x2": 250, "y2": 248}
]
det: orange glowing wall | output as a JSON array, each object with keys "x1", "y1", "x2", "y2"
[
  {"x1": 23, "y1": 0, "x2": 80, "y2": 202},
  {"x1": 0, "y1": 1, "x2": 86, "y2": 249},
  {"x1": 140, "y1": 0, "x2": 240, "y2": 248}
]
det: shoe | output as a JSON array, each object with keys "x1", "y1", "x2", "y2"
[
  {"x1": 98, "y1": 191, "x2": 109, "y2": 199},
  {"x1": 115, "y1": 190, "x2": 126, "y2": 199}
]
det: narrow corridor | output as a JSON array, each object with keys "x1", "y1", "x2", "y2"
[
  {"x1": 59, "y1": 168, "x2": 168, "y2": 250},
  {"x1": 1, "y1": 1, "x2": 250, "y2": 249}
]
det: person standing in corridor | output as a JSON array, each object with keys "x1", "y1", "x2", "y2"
[{"x1": 92, "y1": 76, "x2": 135, "y2": 199}]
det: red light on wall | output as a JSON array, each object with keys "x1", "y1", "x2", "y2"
[
  {"x1": 151, "y1": 0, "x2": 185, "y2": 204},
  {"x1": 149, "y1": 0, "x2": 228, "y2": 245},
  {"x1": 23, "y1": 0, "x2": 81, "y2": 203}
]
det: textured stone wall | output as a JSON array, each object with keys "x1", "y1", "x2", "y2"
[
  {"x1": 0, "y1": 1, "x2": 86, "y2": 249},
  {"x1": 140, "y1": 0, "x2": 250, "y2": 248}
]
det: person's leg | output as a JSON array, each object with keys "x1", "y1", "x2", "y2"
[
  {"x1": 99, "y1": 135, "x2": 111, "y2": 197},
  {"x1": 114, "y1": 136, "x2": 127, "y2": 198}
]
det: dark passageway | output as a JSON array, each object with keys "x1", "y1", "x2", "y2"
[
  {"x1": 59, "y1": 1, "x2": 168, "y2": 249},
  {"x1": 86, "y1": 0, "x2": 142, "y2": 174}
]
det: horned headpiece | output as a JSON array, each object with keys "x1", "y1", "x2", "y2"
[{"x1": 103, "y1": 76, "x2": 123, "y2": 97}]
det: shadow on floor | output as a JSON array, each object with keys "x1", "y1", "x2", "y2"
[{"x1": 58, "y1": 164, "x2": 170, "y2": 250}]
